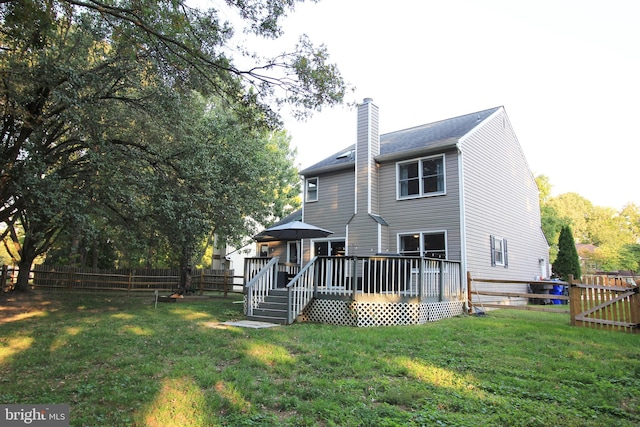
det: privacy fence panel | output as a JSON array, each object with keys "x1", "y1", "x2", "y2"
[
  {"x1": 570, "y1": 276, "x2": 639, "y2": 333},
  {"x1": 31, "y1": 265, "x2": 234, "y2": 293}
]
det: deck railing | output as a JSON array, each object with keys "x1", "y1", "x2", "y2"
[
  {"x1": 243, "y1": 257, "x2": 299, "y2": 285},
  {"x1": 244, "y1": 255, "x2": 463, "y2": 301},
  {"x1": 309, "y1": 255, "x2": 463, "y2": 301},
  {"x1": 286, "y1": 256, "x2": 317, "y2": 324},
  {"x1": 244, "y1": 255, "x2": 464, "y2": 324},
  {"x1": 244, "y1": 257, "x2": 279, "y2": 316}
]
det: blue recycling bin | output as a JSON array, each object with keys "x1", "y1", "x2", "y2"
[{"x1": 549, "y1": 284, "x2": 564, "y2": 304}]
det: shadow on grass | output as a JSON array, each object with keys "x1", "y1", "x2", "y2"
[{"x1": 1, "y1": 290, "x2": 639, "y2": 426}]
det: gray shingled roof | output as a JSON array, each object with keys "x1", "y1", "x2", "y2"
[
  {"x1": 300, "y1": 106, "x2": 501, "y2": 175},
  {"x1": 265, "y1": 208, "x2": 302, "y2": 228}
]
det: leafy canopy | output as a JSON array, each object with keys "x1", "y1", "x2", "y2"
[{"x1": 1, "y1": 0, "x2": 346, "y2": 287}]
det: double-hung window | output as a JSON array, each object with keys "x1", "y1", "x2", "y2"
[
  {"x1": 399, "y1": 231, "x2": 447, "y2": 259},
  {"x1": 397, "y1": 155, "x2": 445, "y2": 199},
  {"x1": 305, "y1": 177, "x2": 318, "y2": 202},
  {"x1": 490, "y1": 235, "x2": 508, "y2": 267}
]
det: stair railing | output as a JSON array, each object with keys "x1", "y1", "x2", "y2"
[
  {"x1": 286, "y1": 256, "x2": 318, "y2": 324},
  {"x1": 244, "y1": 256, "x2": 279, "y2": 317}
]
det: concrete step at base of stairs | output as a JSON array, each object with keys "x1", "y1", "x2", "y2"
[{"x1": 246, "y1": 315, "x2": 288, "y2": 325}]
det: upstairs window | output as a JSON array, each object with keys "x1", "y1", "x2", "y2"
[
  {"x1": 490, "y1": 235, "x2": 508, "y2": 267},
  {"x1": 397, "y1": 155, "x2": 445, "y2": 199},
  {"x1": 305, "y1": 177, "x2": 318, "y2": 202}
]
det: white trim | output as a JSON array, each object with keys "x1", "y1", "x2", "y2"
[
  {"x1": 396, "y1": 154, "x2": 446, "y2": 200},
  {"x1": 287, "y1": 241, "x2": 300, "y2": 264},
  {"x1": 456, "y1": 145, "x2": 468, "y2": 298},
  {"x1": 311, "y1": 238, "x2": 347, "y2": 257},
  {"x1": 493, "y1": 236, "x2": 506, "y2": 266},
  {"x1": 354, "y1": 140, "x2": 358, "y2": 214},
  {"x1": 305, "y1": 177, "x2": 319, "y2": 203},
  {"x1": 345, "y1": 224, "x2": 350, "y2": 256},
  {"x1": 377, "y1": 222, "x2": 382, "y2": 253},
  {"x1": 367, "y1": 101, "x2": 372, "y2": 214},
  {"x1": 396, "y1": 230, "x2": 448, "y2": 259},
  {"x1": 457, "y1": 106, "x2": 504, "y2": 146}
]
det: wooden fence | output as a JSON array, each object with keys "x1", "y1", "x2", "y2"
[
  {"x1": 2, "y1": 265, "x2": 17, "y2": 292},
  {"x1": 29, "y1": 265, "x2": 240, "y2": 295},
  {"x1": 467, "y1": 273, "x2": 570, "y2": 314},
  {"x1": 468, "y1": 273, "x2": 639, "y2": 333},
  {"x1": 570, "y1": 275, "x2": 639, "y2": 333}
]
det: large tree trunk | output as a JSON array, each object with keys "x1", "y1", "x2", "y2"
[
  {"x1": 177, "y1": 241, "x2": 197, "y2": 295},
  {"x1": 179, "y1": 264, "x2": 192, "y2": 295},
  {"x1": 15, "y1": 245, "x2": 37, "y2": 292}
]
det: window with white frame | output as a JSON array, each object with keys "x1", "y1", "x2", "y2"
[
  {"x1": 490, "y1": 235, "x2": 508, "y2": 267},
  {"x1": 287, "y1": 241, "x2": 299, "y2": 265},
  {"x1": 397, "y1": 155, "x2": 445, "y2": 199},
  {"x1": 305, "y1": 177, "x2": 318, "y2": 202},
  {"x1": 259, "y1": 244, "x2": 269, "y2": 258},
  {"x1": 399, "y1": 231, "x2": 447, "y2": 259}
]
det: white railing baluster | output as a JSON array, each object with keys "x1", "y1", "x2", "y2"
[{"x1": 244, "y1": 255, "x2": 465, "y2": 322}]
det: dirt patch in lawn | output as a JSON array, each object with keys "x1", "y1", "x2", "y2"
[{"x1": 0, "y1": 290, "x2": 62, "y2": 324}]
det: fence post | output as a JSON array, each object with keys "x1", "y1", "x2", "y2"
[
  {"x1": 568, "y1": 274, "x2": 579, "y2": 326},
  {"x1": 223, "y1": 270, "x2": 229, "y2": 298},
  {"x1": 351, "y1": 257, "x2": 358, "y2": 301},
  {"x1": 439, "y1": 260, "x2": 445, "y2": 302},
  {"x1": 466, "y1": 272, "x2": 473, "y2": 314},
  {"x1": 1, "y1": 265, "x2": 7, "y2": 292},
  {"x1": 67, "y1": 268, "x2": 74, "y2": 290},
  {"x1": 128, "y1": 270, "x2": 133, "y2": 293},
  {"x1": 200, "y1": 269, "x2": 204, "y2": 296},
  {"x1": 631, "y1": 287, "x2": 640, "y2": 334},
  {"x1": 418, "y1": 259, "x2": 424, "y2": 300}
]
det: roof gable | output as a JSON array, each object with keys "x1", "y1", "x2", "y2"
[{"x1": 301, "y1": 106, "x2": 501, "y2": 175}]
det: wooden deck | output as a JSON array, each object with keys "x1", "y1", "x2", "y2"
[{"x1": 244, "y1": 256, "x2": 465, "y2": 326}]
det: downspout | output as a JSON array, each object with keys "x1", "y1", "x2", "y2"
[
  {"x1": 301, "y1": 173, "x2": 307, "y2": 264},
  {"x1": 456, "y1": 142, "x2": 469, "y2": 311}
]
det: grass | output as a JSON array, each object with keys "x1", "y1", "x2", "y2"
[{"x1": 1, "y1": 290, "x2": 639, "y2": 426}]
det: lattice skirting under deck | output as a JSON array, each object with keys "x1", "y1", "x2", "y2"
[{"x1": 299, "y1": 299, "x2": 465, "y2": 327}]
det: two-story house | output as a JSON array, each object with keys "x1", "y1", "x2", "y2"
[
  {"x1": 301, "y1": 98, "x2": 548, "y2": 278},
  {"x1": 245, "y1": 99, "x2": 549, "y2": 326}
]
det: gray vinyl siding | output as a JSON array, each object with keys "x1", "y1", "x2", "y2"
[
  {"x1": 377, "y1": 149, "x2": 462, "y2": 260},
  {"x1": 356, "y1": 101, "x2": 379, "y2": 215},
  {"x1": 461, "y1": 109, "x2": 549, "y2": 299},
  {"x1": 302, "y1": 167, "x2": 355, "y2": 261}
]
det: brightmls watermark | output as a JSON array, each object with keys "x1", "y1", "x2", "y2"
[{"x1": 1, "y1": 405, "x2": 69, "y2": 426}]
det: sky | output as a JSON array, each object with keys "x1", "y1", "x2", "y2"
[{"x1": 203, "y1": 0, "x2": 640, "y2": 211}]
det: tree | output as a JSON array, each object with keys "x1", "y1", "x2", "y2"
[
  {"x1": 547, "y1": 193, "x2": 593, "y2": 243},
  {"x1": 535, "y1": 175, "x2": 565, "y2": 261},
  {"x1": 1, "y1": 1, "x2": 346, "y2": 290},
  {"x1": 552, "y1": 225, "x2": 581, "y2": 281},
  {"x1": 149, "y1": 97, "x2": 301, "y2": 292}
]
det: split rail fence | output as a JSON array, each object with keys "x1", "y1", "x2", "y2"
[
  {"x1": 23, "y1": 265, "x2": 240, "y2": 295},
  {"x1": 468, "y1": 273, "x2": 639, "y2": 333}
]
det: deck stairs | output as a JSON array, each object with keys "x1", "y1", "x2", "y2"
[{"x1": 246, "y1": 288, "x2": 290, "y2": 324}]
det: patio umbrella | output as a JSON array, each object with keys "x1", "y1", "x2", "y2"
[{"x1": 254, "y1": 220, "x2": 333, "y2": 242}]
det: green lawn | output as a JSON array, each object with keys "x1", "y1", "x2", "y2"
[{"x1": 1, "y1": 290, "x2": 638, "y2": 426}]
